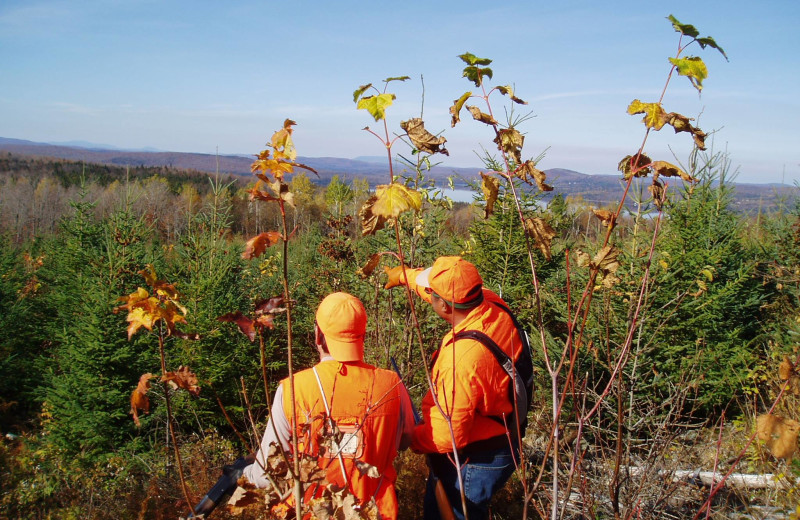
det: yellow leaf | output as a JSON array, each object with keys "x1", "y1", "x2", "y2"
[
  {"x1": 627, "y1": 99, "x2": 669, "y2": 130},
  {"x1": 669, "y1": 56, "x2": 708, "y2": 92},
  {"x1": 480, "y1": 172, "x2": 500, "y2": 219},
  {"x1": 449, "y1": 91, "x2": 472, "y2": 127},
  {"x1": 372, "y1": 184, "x2": 421, "y2": 219},
  {"x1": 659, "y1": 259, "x2": 669, "y2": 270},
  {"x1": 270, "y1": 119, "x2": 297, "y2": 161},
  {"x1": 357, "y1": 93, "x2": 396, "y2": 121}
]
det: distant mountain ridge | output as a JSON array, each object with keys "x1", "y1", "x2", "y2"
[{"x1": 0, "y1": 137, "x2": 795, "y2": 212}]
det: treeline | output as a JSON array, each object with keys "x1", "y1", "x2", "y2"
[{"x1": 1, "y1": 150, "x2": 799, "y2": 518}]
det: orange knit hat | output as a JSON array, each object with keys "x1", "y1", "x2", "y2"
[
  {"x1": 315, "y1": 292, "x2": 366, "y2": 362},
  {"x1": 416, "y1": 256, "x2": 484, "y2": 309}
]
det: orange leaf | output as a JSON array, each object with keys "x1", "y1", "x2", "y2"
[
  {"x1": 757, "y1": 413, "x2": 800, "y2": 459},
  {"x1": 130, "y1": 373, "x2": 154, "y2": 427},
  {"x1": 242, "y1": 232, "x2": 282, "y2": 260},
  {"x1": 161, "y1": 366, "x2": 201, "y2": 397}
]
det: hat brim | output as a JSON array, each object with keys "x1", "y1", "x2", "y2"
[
  {"x1": 326, "y1": 340, "x2": 364, "y2": 362},
  {"x1": 416, "y1": 267, "x2": 433, "y2": 288}
]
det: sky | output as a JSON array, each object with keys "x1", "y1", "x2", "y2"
[{"x1": 1, "y1": 0, "x2": 798, "y2": 185}]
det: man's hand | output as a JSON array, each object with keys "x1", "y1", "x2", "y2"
[{"x1": 384, "y1": 265, "x2": 413, "y2": 289}]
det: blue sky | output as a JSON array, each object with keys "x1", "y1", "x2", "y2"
[{"x1": 1, "y1": 0, "x2": 798, "y2": 185}]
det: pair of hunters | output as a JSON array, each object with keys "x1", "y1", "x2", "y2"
[{"x1": 194, "y1": 256, "x2": 534, "y2": 520}]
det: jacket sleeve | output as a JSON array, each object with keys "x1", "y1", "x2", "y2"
[
  {"x1": 411, "y1": 349, "x2": 477, "y2": 453},
  {"x1": 242, "y1": 384, "x2": 291, "y2": 488}
]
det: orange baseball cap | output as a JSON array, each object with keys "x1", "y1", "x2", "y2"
[
  {"x1": 315, "y1": 292, "x2": 366, "y2": 362},
  {"x1": 416, "y1": 256, "x2": 484, "y2": 309}
]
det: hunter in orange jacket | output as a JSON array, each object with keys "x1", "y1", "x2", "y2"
[
  {"x1": 389, "y1": 256, "x2": 523, "y2": 520},
  {"x1": 242, "y1": 292, "x2": 415, "y2": 519}
]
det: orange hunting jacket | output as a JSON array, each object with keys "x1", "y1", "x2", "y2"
[
  {"x1": 283, "y1": 360, "x2": 414, "y2": 519},
  {"x1": 406, "y1": 270, "x2": 525, "y2": 454}
]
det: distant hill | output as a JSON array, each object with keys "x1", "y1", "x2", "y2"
[{"x1": 1, "y1": 137, "x2": 796, "y2": 213}]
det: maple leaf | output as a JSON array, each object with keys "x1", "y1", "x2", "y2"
[
  {"x1": 357, "y1": 93, "x2": 396, "y2": 121},
  {"x1": 626, "y1": 99, "x2": 669, "y2": 130},
  {"x1": 125, "y1": 299, "x2": 160, "y2": 339},
  {"x1": 496, "y1": 85, "x2": 527, "y2": 105},
  {"x1": 352, "y1": 83, "x2": 372, "y2": 103},
  {"x1": 162, "y1": 365, "x2": 201, "y2": 397},
  {"x1": 669, "y1": 56, "x2": 708, "y2": 93},
  {"x1": 480, "y1": 172, "x2": 500, "y2": 219},
  {"x1": 359, "y1": 195, "x2": 388, "y2": 236},
  {"x1": 665, "y1": 112, "x2": 707, "y2": 150},
  {"x1": 356, "y1": 253, "x2": 381, "y2": 280},
  {"x1": 493, "y1": 128, "x2": 524, "y2": 163},
  {"x1": 592, "y1": 245, "x2": 620, "y2": 273},
  {"x1": 757, "y1": 413, "x2": 800, "y2": 459},
  {"x1": 652, "y1": 160, "x2": 697, "y2": 183},
  {"x1": 248, "y1": 185, "x2": 279, "y2": 203},
  {"x1": 459, "y1": 52, "x2": 493, "y2": 87},
  {"x1": 592, "y1": 209, "x2": 616, "y2": 229},
  {"x1": 516, "y1": 161, "x2": 553, "y2": 191},
  {"x1": 218, "y1": 311, "x2": 256, "y2": 342},
  {"x1": 450, "y1": 91, "x2": 472, "y2": 127},
  {"x1": 130, "y1": 373, "x2": 153, "y2": 427},
  {"x1": 383, "y1": 264, "x2": 412, "y2": 289},
  {"x1": 400, "y1": 118, "x2": 449, "y2": 156},
  {"x1": 523, "y1": 217, "x2": 557, "y2": 260},
  {"x1": 667, "y1": 15, "x2": 727, "y2": 60},
  {"x1": 254, "y1": 296, "x2": 287, "y2": 316},
  {"x1": 649, "y1": 180, "x2": 667, "y2": 210},
  {"x1": 466, "y1": 105, "x2": 498, "y2": 126},
  {"x1": 270, "y1": 119, "x2": 297, "y2": 161},
  {"x1": 372, "y1": 184, "x2": 421, "y2": 219},
  {"x1": 242, "y1": 232, "x2": 282, "y2": 260},
  {"x1": 618, "y1": 153, "x2": 652, "y2": 180}
]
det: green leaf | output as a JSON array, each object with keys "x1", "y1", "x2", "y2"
[
  {"x1": 356, "y1": 93, "x2": 396, "y2": 121},
  {"x1": 384, "y1": 76, "x2": 410, "y2": 83},
  {"x1": 463, "y1": 65, "x2": 493, "y2": 87},
  {"x1": 458, "y1": 52, "x2": 492, "y2": 66},
  {"x1": 669, "y1": 56, "x2": 708, "y2": 92},
  {"x1": 696, "y1": 36, "x2": 728, "y2": 61},
  {"x1": 353, "y1": 83, "x2": 372, "y2": 103},
  {"x1": 667, "y1": 15, "x2": 699, "y2": 38}
]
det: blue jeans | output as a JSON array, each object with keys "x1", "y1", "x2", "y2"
[{"x1": 423, "y1": 444, "x2": 517, "y2": 520}]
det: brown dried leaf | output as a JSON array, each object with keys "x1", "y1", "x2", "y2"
[
  {"x1": 652, "y1": 160, "x2": 697, "y2": 183},
  {"x1": 218, "y1": 311, "x2": 256, "y2": 342},
  {"x1": 356, "y1": 254, "x2": 381, "y2": 279},
  {"x1": 757, "y1": 414, "x2": 800, "y2": 459},
  {"x1": 130, "y1": 373, "x2": 154, "y2": 427},
  {"x1": 516, "y1": 160, "x2": 553, "y2": 191},
  {"x1": 226, "y1": 480, "x2": 265, "y2": 515},
  {"x1": 254, "y1": 296, "x2": 287, "y2": 315},
  {"x1": 466, "y1": 105, "x2": 498, "y2": 126},
  {"x1": 592, "y1": 245, "x2": 620, "y2": 274},
  {"x1": 617, "y1": 153, "x2": 652, "y2": 180},
  {"x1": 493, "y1": 128, "x2": 524, "y2": 164},
  {"x1": 242, "y1": 232, "x2": 282, "y2": 260},
  {"x1": 449, "y1": 91, "x2": 472, "y2": 127},
  {"x1": 649, "y1": 180, "x2": 666, "y2": 210},
  {"x1": 399, "y1": 118, "x2": 449, "y2": 156},
  {"x1": 665, "y1": 112, "x2": 707, "y2": 150},
  {"x1": 779, "y1": 356, "x2": 795, "y2": 381},
  {"x1": 592, "y1": 209, "x2": 616, "y2": 229},
  {"x1": 575, "y1": 250, "x2": 591, "y2": 268},
  {"x1": 480, "y1": 172, "x2": 500, "y2": 219},
  {"x1": 359, "y1": 195, "x2": 387, "y2": 236},
  {"x1": 161, "y1": 366, "x2": 200, "y2": 397},
  {"x1": 523, "y1": 217, "x2": 557, "y2": 260}
]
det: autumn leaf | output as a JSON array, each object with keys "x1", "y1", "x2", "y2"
[
  {"x1": 669, "y1": 56, "x2": 708, "y2": 92},
  {"x1": 627, "y1": 99, "x2": 668, "y2": 130},
  {"x1": 496, "y1": 85, "x2": 527, "y2": 105},
  {"x1": 493, "y1": 128, "x2": 524, "y2": 164},
  {"x1": 125, "y1": 299, "x2": 160, "y2": 339},
  {"x1": 592, "y1": 245, "x2": 621, "y2": 274},
  {"x1": 400, "y1": 118, "x2": 449, "y2": 156},
  {"x1": 130, "y1": 373, "x2": 153, "y2": 427},
  {"x1": 649, "y1": 180, "x2": 667, "y2": 210},
  {"x1": 466, "y1": 105, "x2": 497, "y2": 126},
  {"x1": 516, "y1": 160, "x2": 553, "y2": 191},
  {"x1": 254, "y1": 314, "x2": 276, "y2": 330},
  {"x1": 757, "y1": 414, "x2": 800, "y2": 459},
  {"x1": 356, "y1": 254, "x2": 381, "y2": 280},
  {"x1": 218, "y1": 311, "x2": 256, "y2": 342},
  {"x1": 450, "y1": 91, "x2": 472, "y2": 127},
  {"x1": 779, "y1": 356, "x2": 795, "y2": 381},
  {"x1": 592, "y1": 209, "x2": 616, "y2": 229},
  {"x1": 618, "y1": 153, "x2": 652, "y2": 180},
  {"x1": 354, "y1": 460, "x2": 381, "y2": 478},
  {"x1": 372, "y1": 184, "x2": 422, "y2": 219},
  {"x1": 226, "y1": 480, "x2": 265, "y2": 515},
  {"x1": 242, "y1": 232, "x2": 282, "y2": 260},
  {"x1": 353, "y1": 83, "x2": 372, "y2": 103},
  {"x1": 652, "y1": 161, "x2": 697, "y2": 183},
  {"x1": 480, "y1": 172, "x2": 499, "y2": 219},
  {"x1": 665, "y1": 112, "x2": 707, "y2": 150},
  {"x1": 254, "y1": 296, "x2": 287, "y2": 316},
  {"x1": 383, "y1": 264, "x2": 412, "y2": 289},
  {"x1": 162, "y1": 365, "x2": 200, "y2": 397},
  {"x1": 247, "y1": 185, "x2": 279, "y2": 203},
  {"x1": 359, "y1": 195, "x2": 387, "y2": 236},
  {"x1": 575, "y1": 250, "x2": 591, "y2": 268},
  {"x1": 523, "y1": 217, "x2": 557, "y2": 260},
  {"x1": 357, "y1": 93, "x2": 396, "y2": 121}
]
